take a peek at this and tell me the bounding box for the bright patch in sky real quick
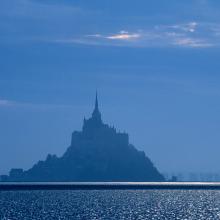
[105,31,141,40]
[56,22,220,48]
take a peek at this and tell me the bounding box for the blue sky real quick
[1,0,220,174]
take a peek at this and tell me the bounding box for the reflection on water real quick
[0,190,220,219]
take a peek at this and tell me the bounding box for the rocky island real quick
[2,93,164,182]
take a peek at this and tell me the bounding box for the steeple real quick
[82,91,103,132]
[92,91,102,122]
[95,90,99,112]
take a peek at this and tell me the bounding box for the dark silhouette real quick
[2,93,164,182]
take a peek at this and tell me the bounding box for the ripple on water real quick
[0,190,220,219]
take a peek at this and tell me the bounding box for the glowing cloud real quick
[105,31,141,40]
[56,21,220,48]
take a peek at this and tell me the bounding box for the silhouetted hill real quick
[3,93,164,182]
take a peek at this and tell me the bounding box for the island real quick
[1,93,164,182]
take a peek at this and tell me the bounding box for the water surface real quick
[0,190,220,219]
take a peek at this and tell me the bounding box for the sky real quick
[1,0,220,175]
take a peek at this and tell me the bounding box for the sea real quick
[0,189,220,219]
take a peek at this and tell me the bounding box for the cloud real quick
[0,99,15,107]
[105,31,141,40]
[168,22,198,33]
[1,4,219,50]
[0,0,88,44]
[56,31,143,47]
[173,37,213,48]
[0,99,81,109]
[86,31,141,41]
[2,0,220,49]
[56,21,218,48]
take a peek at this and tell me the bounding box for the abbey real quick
[67,93,129,159]
[2,93,164,182]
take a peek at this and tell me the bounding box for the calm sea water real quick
[0,190,220,219]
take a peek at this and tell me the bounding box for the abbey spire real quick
[92,91,102,122]
[95,91,99,112]
[82,91,103,132]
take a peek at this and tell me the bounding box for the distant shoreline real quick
[1,182,220,191]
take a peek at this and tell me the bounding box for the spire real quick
[92,90,102,123]
[95,90,99,111]
[82,91,103,133]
